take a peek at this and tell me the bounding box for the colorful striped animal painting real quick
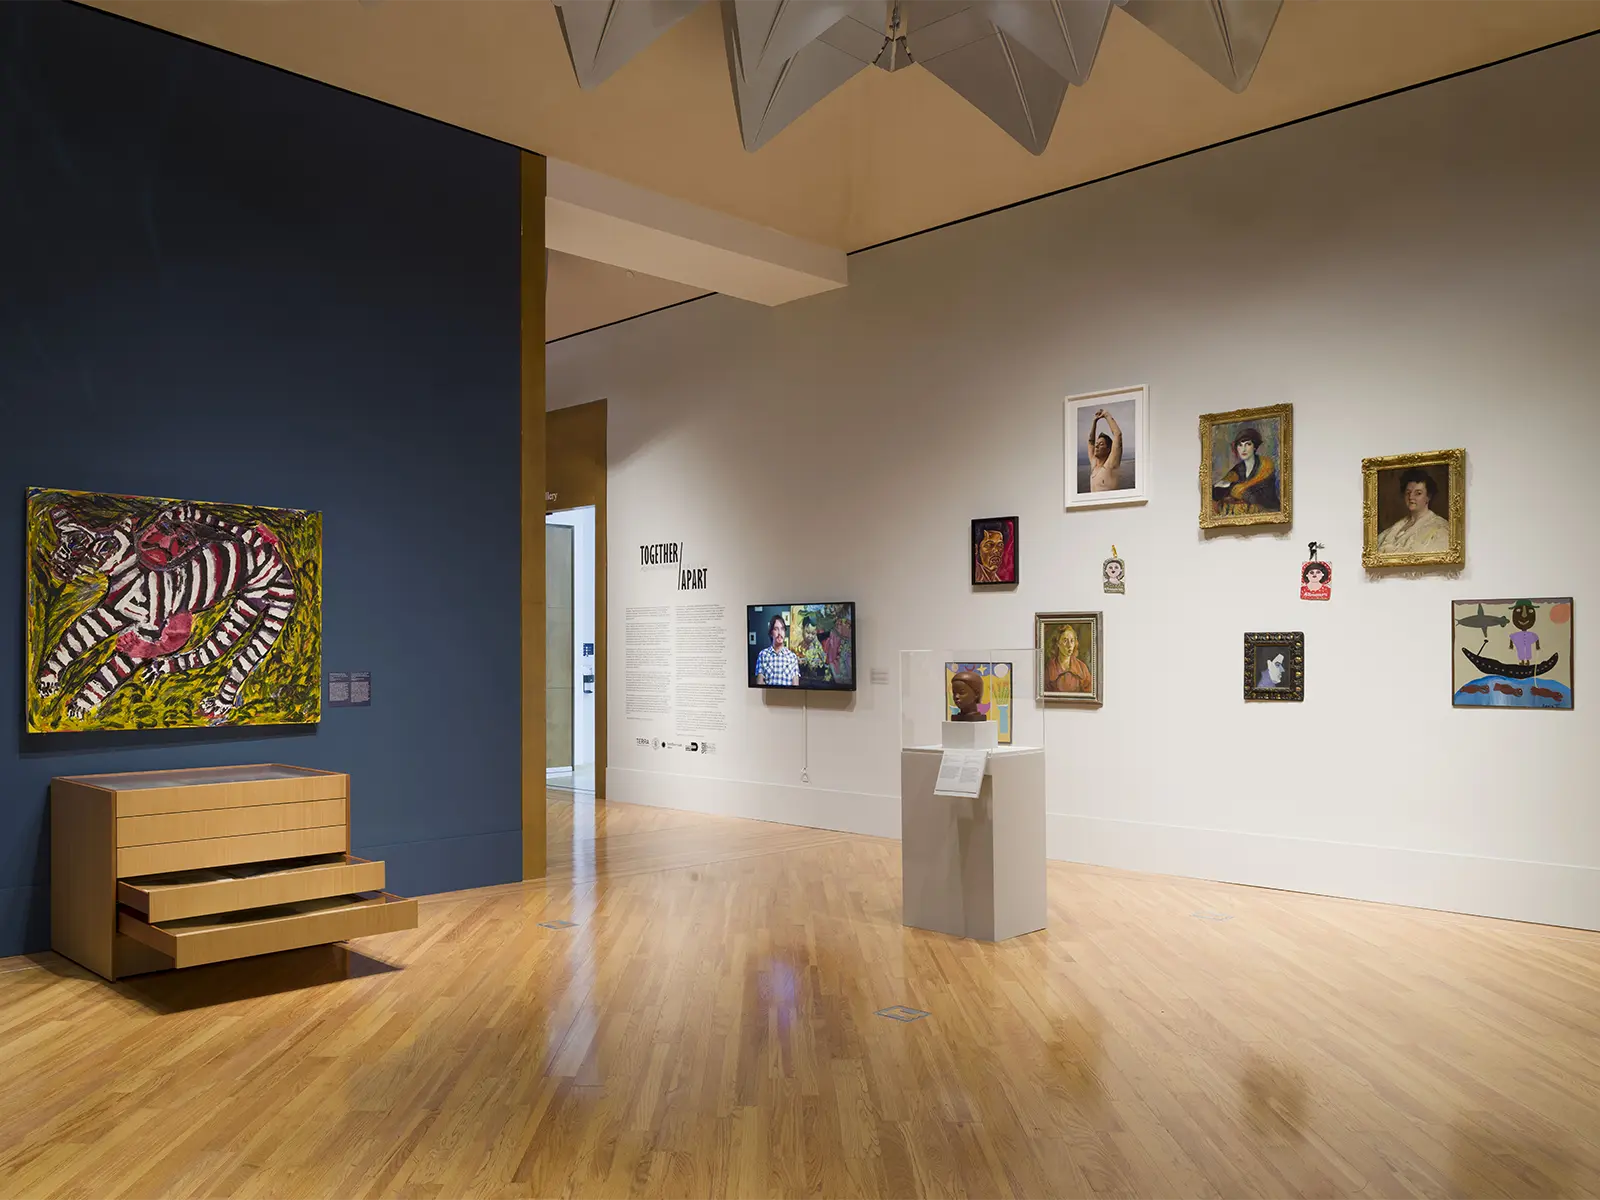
[26,488,321,732]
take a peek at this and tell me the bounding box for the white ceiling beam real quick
[545,159,848,307]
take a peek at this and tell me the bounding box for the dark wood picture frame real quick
[1243,632,1305,701]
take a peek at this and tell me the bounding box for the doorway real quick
[546,505,596,794]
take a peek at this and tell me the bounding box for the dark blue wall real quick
[0,2,523,956]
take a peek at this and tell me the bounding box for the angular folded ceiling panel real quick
[552,0,1280,157]
[553,0,703,90]
[723,1,883,151]
[1120,0,1284,92]
[729,0,883,77]
[979,0,1114,87]
[905,3,1085,155]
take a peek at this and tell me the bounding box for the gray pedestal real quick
[900,747,1046,942]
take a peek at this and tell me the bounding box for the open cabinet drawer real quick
[118,854,386,923]
[118,892,417,969]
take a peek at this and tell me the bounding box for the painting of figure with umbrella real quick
[1452,598,1572,709]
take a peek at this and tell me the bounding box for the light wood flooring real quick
[2,795,1600,1199]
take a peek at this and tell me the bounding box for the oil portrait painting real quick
[1363,449,1465,568]
[1199,404,1292,529]
[971,517,1018,586]
[1244,632,1304,701]
[1034,612,1102,705]
[26,487,323,732]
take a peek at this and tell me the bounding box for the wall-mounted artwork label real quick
[26,487,322,732]
[350,671,371,706]
[945,662,1012,744]
[1065,385,1148,509]
[1453,598,1572,709]
[329,672,351,707]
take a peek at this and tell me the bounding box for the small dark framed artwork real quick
[971,516,1018,586]
[1244,632,1304,701]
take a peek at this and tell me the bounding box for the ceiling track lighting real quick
[554,0,1282,156]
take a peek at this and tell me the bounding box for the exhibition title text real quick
[639,541,707,590]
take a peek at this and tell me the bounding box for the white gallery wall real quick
[549,36,1600,930]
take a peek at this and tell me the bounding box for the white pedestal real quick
[941,720,998,749]
[900,746,1046,942]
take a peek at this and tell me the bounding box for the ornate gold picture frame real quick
[1361,449,1465,568]
[1198,404,1293,529]
[1244,632,1304,701]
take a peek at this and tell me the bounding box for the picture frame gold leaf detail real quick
[1198,404,1293,529]
[1361,449,1465,568]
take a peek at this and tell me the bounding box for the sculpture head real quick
[950,670,984,715]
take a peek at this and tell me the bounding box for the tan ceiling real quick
[546,250,705,341]
[89,0,1600,337]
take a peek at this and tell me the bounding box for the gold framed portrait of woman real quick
[1198,404,1293,529]
[1034,611,1102,706]
[1362,449,1465,568]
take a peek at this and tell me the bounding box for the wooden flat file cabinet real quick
[52,764,417,980]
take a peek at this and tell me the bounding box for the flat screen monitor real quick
[747,603,856,691]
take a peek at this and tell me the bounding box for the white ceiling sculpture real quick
[552,0,1283,155]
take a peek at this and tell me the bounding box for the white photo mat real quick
[1064,385,1149,509]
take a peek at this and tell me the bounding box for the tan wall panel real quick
[546,398,607,799]
[521,152,548,878]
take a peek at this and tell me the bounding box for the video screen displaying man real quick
[747,603,855,690]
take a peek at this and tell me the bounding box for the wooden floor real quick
[3,796,1600,1199]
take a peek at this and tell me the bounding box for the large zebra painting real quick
[26,488,322,732]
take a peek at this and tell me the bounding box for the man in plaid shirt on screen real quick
[755,612,800,686]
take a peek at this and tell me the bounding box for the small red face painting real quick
[971,517,1018,587]
[1300,560,1332,601]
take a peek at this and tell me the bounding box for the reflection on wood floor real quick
[3,793,1600,1198]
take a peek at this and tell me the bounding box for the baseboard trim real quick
[1047,813,1600,931]
[606,768,899,839]
[603,770,1599,931]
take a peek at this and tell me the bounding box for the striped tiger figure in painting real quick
[27,490,322,731]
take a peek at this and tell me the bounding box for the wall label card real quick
[934,748,988,798]
[350,671,371,707]
[328,672,350,707]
